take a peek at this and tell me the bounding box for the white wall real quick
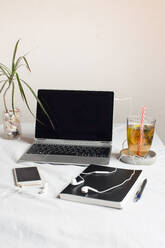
[0,0,165,143]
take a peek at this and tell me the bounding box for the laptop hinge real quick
[35,139,111,147]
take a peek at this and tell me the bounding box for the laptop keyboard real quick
[27,144,110,157]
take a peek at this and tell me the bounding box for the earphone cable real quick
[81,168,117,175]
[85,170,136,194]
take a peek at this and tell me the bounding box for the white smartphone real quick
[13,166,42,187]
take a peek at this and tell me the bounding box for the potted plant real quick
[0,39,53,139]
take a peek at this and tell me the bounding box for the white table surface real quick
[0,123,165,248]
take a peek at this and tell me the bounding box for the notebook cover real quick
[59,164,142,208]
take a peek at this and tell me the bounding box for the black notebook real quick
[59,164,143,209]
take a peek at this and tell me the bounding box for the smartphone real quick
[13,166,42,187]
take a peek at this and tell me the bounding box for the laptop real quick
[18,89,114,166]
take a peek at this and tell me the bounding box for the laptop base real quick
[18,154,110,166]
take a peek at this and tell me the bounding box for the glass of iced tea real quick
[127,116,156,157]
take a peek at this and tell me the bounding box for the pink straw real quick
[137,106,146,156]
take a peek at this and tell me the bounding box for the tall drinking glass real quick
[127,116,156,157]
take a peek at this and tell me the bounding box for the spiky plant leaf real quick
[15,55,31,72]
[0,63,11,75]
[12,39,20,73]
[0,80,7,93]
[0,79,6,84]
[17,74,46,126]
[0,65,10,79]
[16,73,35,118]
[16,73,24,99]
[11,81,15,114]
[23,56,31,71]
[15,56,23,70]
[21,79,55,129]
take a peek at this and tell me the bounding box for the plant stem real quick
[3,80,12,113]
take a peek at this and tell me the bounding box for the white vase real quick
[3,108,22,139]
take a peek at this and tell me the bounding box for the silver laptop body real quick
[18,89,114,166]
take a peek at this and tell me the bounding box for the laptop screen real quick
[35,90,114,141]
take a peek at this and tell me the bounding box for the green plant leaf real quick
[0,64,10,79]
[15,56,23,70]
[16,73,35,118]
[15,55,31,73]
[0,79,6,84]
[16,73,24,99]
[11,81,15,114]
[17,74,45,126]
[0,80,7,93]
[21,79,55,129]
[12,39,20,74]
[15,64,24,70]
[3,80,12,113]
[23,56,31,71]
[0,63,11,75]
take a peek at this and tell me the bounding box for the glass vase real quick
[3,108,22,139]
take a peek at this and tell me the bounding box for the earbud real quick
[81,186,99,194]
[71,177,84,186]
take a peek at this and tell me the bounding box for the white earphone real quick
[71,169,117,186]
[81,170,135,194]
[81,186,99,193]
[71,176,84,186]
[81,169,117,175]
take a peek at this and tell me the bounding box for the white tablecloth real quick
[0,123,165,248]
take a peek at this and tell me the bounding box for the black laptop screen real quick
[35,90,114,141]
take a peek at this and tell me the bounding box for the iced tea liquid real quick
[127,124,154,156]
